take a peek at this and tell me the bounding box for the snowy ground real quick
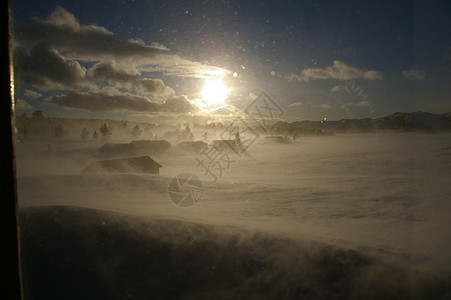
[16,133,451,298]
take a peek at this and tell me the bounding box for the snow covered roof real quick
[81,156,162,174]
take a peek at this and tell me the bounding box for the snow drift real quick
[19,206,451,300]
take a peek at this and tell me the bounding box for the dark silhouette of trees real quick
[234,127,242,147]
[131,125,143,138]
[100,123,112,143]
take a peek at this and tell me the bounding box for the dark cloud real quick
[45,90,195,113]
[14,44,90,90]
[135,78,175,96]
[88,61,175,96]
[89,61,139,83]
[160,95,197,113]
[14,5,225,80]
[15,6,168,61]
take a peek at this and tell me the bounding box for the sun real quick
[201,78,230,107]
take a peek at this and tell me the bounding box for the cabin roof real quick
[82,156,162,173]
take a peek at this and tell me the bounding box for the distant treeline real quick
[14,111,164,141]
[14,111,451,142]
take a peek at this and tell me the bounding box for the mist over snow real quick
[15,130,451,298]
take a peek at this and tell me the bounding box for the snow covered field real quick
[16,133,451,298]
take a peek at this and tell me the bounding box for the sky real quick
[10,0,451,122]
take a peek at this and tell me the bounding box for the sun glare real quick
[201,78,230,107]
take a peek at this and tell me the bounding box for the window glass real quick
[11,0,451,298]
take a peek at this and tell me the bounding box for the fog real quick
[16,132,451,298]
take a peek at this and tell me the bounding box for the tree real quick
[99,123,112,143]
[181,123,192,141]
[32,110,44,120]
[183,123,191,134]
[234,127,241,147]
[131,125,143,138]
[81,127,90,142]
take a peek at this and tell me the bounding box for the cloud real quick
[288,101,304,107]
[356,100,371,107]
[15,6,227,78]
[24,89,43,99]
[363,70,384,80]
[135,78,175,96]
[341,100,372,108]
[142,56,229,78]
[148,42,170,51]
[15,99,33,110]
[291,60,384,82]
[14,44,92,90]
[303,68,331,80]
[13,6,230,115]
[159,95,197,113]
[331,85,350,92]
[45,89,195,113]
[128,38,169,50]
[88,61,175,96]
[286,73,304,82]
[207,104,245,117]
[320,103,332,109]
[15,6,168,61]
[402,68,426,80]
[88,61,139,83]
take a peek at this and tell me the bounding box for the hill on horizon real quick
[276,111,451,133]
